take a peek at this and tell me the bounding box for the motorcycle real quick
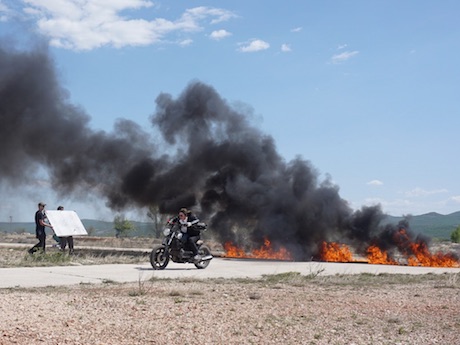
[150,219,213,270]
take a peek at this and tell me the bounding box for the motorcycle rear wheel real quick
[194,245,212,269]
[150,245,169,270]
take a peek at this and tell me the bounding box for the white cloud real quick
[17,1,236,50]
[365,197,411,207]
[179,38,193,46]
[0,1,13,21]
[337,44,347,50]
[450,196,460,203]
[237,39,269,53]
[331,50,359,64]
[404,187,448,198]
[209,29,231,40]
[184,6,236,25]
[281,43,291,52]
[359,197,415,215]
[366,179,383,186]
[353,197,413,212]
[291,27,302,32]
[361,197,383,206]
[353,193,460,216]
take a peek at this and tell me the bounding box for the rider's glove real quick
[186,222,192,227]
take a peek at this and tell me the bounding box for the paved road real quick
[1,258,459,289]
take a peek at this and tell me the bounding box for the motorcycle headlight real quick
[176,232,183,240]
[163,228,171,236]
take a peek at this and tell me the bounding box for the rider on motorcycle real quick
[173,208,202,262]
[150,208,212,270]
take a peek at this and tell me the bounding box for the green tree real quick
[451,225,460,243]
[86,226,96,236]
[114,215,135,238]
[147,205,168,238]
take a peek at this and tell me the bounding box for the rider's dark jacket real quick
[170,213,200,236]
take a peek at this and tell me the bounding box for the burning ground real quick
[1,43,458,267]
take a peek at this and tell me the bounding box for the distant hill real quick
[0,219,158,238]
[80,219,157,237]
[1,211,459,240]
[383,211,460,240]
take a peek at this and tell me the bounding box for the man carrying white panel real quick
[45,208,88,254]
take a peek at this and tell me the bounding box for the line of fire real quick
[223,228,459,268]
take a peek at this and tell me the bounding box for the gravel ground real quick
[1,273,459,345]
[1,234,459,344]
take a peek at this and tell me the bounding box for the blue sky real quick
[1,0,459,222]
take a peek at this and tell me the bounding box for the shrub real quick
[451,226,460,243]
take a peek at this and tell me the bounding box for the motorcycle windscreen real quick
[45,210,88,236]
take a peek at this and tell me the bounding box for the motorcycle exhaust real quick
[201,255,213,261]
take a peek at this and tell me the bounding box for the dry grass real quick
[0,233,153,268]
[0,232,225,268]
[0,273,459,345]
[0,246,150,267]
[0,232,158,248]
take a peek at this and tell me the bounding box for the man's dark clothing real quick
[183,232,200,256]
[29,211,46,253]
[60,236,74,254]
[184,220,200,256]
[185,221,201,256]
[171,213,201,256]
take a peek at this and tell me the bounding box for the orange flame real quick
[224,238,293,261]
[394,229,459,267]
[366,245,397,265]
[406,241,459,267]
[319,242,354,262]
[318,239,459,267]
[223,232,459,267]
[223,242,247,258]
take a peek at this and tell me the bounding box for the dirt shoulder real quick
[1,273,459,345]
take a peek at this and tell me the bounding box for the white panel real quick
[45,210,88,236]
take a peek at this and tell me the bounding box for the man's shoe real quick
[193,254,202,262]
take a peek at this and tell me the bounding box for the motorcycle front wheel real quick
[150,245,169,270]
[194,245,212,269]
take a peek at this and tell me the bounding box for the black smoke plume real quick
[0,44,441,261]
